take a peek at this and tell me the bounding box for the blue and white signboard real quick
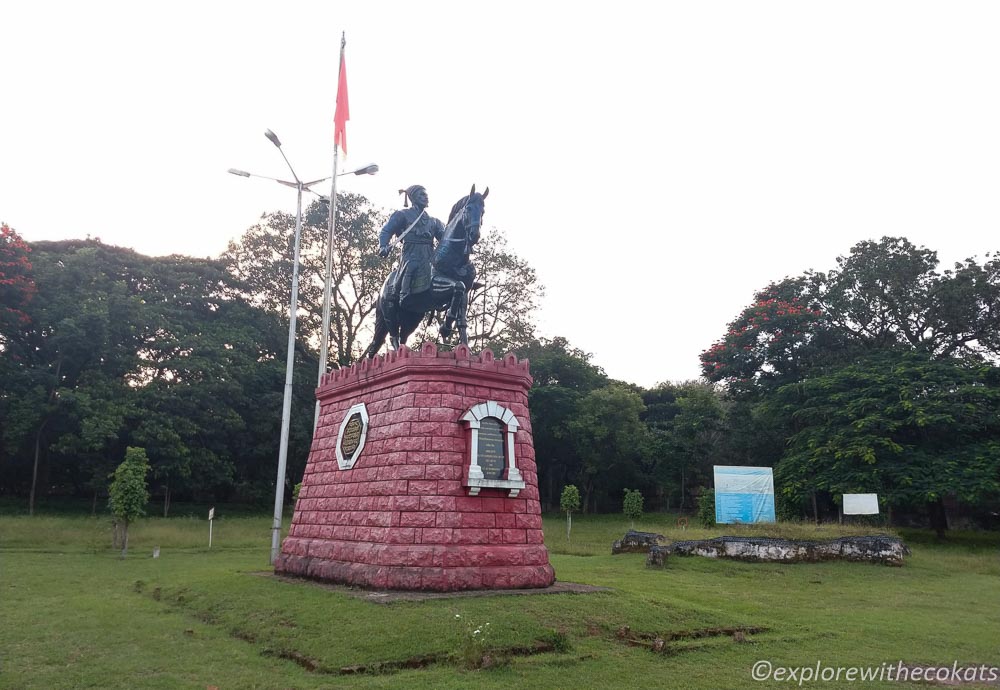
[714,466,776,524]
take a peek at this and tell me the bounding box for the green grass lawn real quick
[1,510,998,689]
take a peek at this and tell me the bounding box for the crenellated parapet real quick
[318,343,532,398]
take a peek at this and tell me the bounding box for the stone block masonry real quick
[275,342,556,591]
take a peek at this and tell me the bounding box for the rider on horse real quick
[377,185,445,310]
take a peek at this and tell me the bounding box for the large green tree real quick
[773,350,1000,534]
[222,194,390,365]
[0,239,315,510]
[569,385,651,513]
[519,337,608,509]
[701,237,1000,390]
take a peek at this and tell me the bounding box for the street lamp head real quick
[227,168,251,177]
[355,164,379,176]
[264,129,282,148]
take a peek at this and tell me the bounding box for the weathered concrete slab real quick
[612,530,666,554]
[657,535,910,567]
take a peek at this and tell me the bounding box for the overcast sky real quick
[3,1,999,387]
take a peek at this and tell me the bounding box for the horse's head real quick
[447,184,489,245]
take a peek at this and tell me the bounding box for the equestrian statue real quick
[363,184,488,359]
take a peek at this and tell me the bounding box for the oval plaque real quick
[340,413,363,457]
[336,403,369,470]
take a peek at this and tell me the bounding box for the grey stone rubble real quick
[612,530,666,554]
[646,535,910,567]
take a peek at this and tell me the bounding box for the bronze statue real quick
[365,184,488,357]
[377,185,445,310]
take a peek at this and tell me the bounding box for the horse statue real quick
[363,185,488,359]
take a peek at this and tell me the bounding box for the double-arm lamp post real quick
[228,129,376,565]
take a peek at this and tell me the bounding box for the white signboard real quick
[208,507,215,521]
[843,493,879,515]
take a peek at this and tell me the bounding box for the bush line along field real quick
[1,511,998,689]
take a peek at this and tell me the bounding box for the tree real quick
[700,277,830,393]
[5,241,145,514]
[0,222,35,354]
[0,238,316,511]
[222,194,391,365]
[569,386,650,513]
[464,228,544,353]
[622,488,643,529]
[642,382,728,511]
[559,484,581,541]
[773,350,1000,535]
[108,447,150,558]
[808,237,1000,359]
[701,237,1000,392]
[520,337,609,509]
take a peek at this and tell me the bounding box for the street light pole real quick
[230,129,325,565]
[269,178,303,565]
[229,132,377,564]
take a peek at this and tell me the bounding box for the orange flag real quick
[334,38,349,156]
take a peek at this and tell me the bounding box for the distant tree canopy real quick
[698,237,1000,530]
[0,239,315,512]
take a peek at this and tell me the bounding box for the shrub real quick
[696,487,716,527]
[108,447,150,558]
[623,489,643,529]
[559,485,581,541]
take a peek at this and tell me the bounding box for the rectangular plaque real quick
[477,417,506,480]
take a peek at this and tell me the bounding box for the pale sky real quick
[2,1,999,388]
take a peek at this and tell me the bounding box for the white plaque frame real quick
[336,402,369,470]
[460,401,525,497]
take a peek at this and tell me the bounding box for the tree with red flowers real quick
[0,222,36,351]
[699,277,833,393]
[701,237,1000,394]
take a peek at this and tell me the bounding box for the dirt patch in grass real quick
[615,625,770,654]
[261,647,325,673]
[254,572,609,603]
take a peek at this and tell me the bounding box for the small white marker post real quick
[208,507,215,549]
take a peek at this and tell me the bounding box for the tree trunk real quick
[811,492,819,525]
[680,467,687,511]
[92,489,98,517]
[928,497,948,538]
[112,520,120,550]
[566,512,572,541]
[120,520,129,559]
[31,360,61,517]
[29,429,42,516]
[163,483,170,518]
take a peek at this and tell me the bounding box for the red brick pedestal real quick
[275,342,556,591]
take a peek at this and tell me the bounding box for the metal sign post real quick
[208,507,215,549]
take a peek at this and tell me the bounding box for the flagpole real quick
[315,32,346,431]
